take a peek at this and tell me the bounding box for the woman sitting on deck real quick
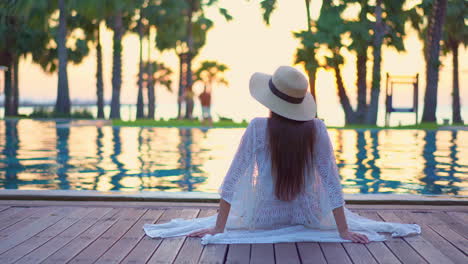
[144,66,421,244]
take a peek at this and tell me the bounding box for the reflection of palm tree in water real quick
[176,129,206,191]
[354,130,370,193]
[92,127,106,190]
[109,127,127,190]
[354,130,399,194]
[447,131,462,189]
[3,120,20,189]
[55,123,71,189]
[421,130,460,194]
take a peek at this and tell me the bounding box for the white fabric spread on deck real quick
[144,118,421,244]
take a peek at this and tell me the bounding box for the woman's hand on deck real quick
[340,231,370,244]
[188,227,223,237]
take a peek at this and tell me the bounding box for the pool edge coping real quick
[0,190,466,205]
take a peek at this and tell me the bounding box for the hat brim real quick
[249,72,317,121]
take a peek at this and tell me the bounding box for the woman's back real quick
[219,117,345,229]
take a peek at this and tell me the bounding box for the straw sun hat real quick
[249,66,317,121]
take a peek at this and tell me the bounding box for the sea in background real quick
[2,103,468,127]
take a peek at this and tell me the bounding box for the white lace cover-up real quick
[144,118,421,244]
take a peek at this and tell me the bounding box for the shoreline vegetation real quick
[2,116,466,130]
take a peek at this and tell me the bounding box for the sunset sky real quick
[13,0,468,125]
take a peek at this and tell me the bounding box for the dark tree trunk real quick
[334,64,357,125]
[4,58,13,117]
[96,27,105,119]
[12,55,19,116]
[147,31,155,119]
[421,0,448,123]
[305,0,312,32]
[356,47,367,123]
[136,18,144,119]
[184,1,195,119]
[451,42,462,124]
[366,0,384,125]
[306,68,317,117]
[110,11,123,119]
[177,54,184,119]
[55,0,71,116]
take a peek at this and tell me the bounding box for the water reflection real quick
[0,120,466,195]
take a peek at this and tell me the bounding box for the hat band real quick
[269,79,304,104]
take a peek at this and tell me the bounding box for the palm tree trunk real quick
[421,0,448,123]
[147,29,155,119]
[13,55,19,116]
[96,26,105,119]
[55,0,71,116]
[3,56,13,117]
[451,42,462,124]
[184,0,195,119]
[305,0,311,32]
[110,10,123,119]
[136,18,144,119]
[366,0,383,125]
[356,47,367,123]
[177,54,183,119]
[306,68,317,117]
[334,64,357,125]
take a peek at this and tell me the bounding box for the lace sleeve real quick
[219,119,255,203]
[314,119,345,209]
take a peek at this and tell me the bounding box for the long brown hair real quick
[267,111,315,201]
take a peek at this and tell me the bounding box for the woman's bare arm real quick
[188,199,231,237]
[333,206,369,243]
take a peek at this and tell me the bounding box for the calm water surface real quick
[0,120,467,195]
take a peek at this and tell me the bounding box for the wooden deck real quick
[0,200,466,264]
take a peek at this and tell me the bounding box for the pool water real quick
[0,120,467,195]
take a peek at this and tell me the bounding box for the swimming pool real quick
[0,119,466,195]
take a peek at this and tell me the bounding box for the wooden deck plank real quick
[173,209,216,264]
[250,244,275,264]
[297,242,326,264]
[121,209,194,264]
[146,209,200,264]
[378,211,454,264]
[0,206,74,254]
[0,207,95,264]
[16,207,115,264]
[342,243,378,264]
[356,212,404,264]
[394,211,467,264]
[94,209,163,264]
[67,208,147,264]
[275,243,300,264]
[199,244,228,264]
[434,211,468,239]
[40,208,121,264]
[0,207,43,232]
[0,206,10,213]
[320,243,353,264]
[364,211,427,264]
[225,244,251,264]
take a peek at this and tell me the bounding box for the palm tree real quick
[73,0,110,119]
[421,0,448,123]
[55,0,71,115]
[442,0,467,124]
[135,14,146,119]
[175,0,232,119]
[102,0,135,119]
[259,0,320,110]
[194,60,229,93]
[0,0,47,116]
[142,62,173,119]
